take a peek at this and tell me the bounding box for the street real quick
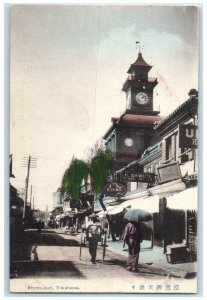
[10,229,197,293]
[11,228,167,278]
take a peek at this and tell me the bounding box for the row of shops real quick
[50,90,198,263]
[95,179,197,255]
[51,49,198,263]
[50,91,198,264]
[93,89,198,260]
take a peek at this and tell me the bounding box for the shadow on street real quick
[99,259,126,267]
[10,230,80,263]
[23,230,80,247]
[10,260,85,278]
[10,229,84,279]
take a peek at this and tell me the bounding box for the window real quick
[155,163,159,174]
[166,137,172,161]
[151,164,156,173]
[180,148,189,163]
[174,134,177,161]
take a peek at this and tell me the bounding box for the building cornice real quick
[154,97,198,136]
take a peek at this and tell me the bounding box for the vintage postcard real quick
[9,4,199,294]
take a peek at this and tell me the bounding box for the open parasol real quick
[124,208,153,223]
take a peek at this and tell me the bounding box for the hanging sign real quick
[157,161,182,184]
[103,182,127,197]
[119,172,156,183]
[179,124,198,149]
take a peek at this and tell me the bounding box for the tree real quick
[89,148,113,211]
[61,157,89,204]
[60,141,114,212]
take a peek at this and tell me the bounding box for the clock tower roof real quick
[127,52,152,73]
[103,112,163,139]
[118,113,162,126]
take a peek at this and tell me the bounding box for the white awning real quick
[107,201,132,215]
[166,186,198,211]
[96,202,130,217]
[129,195,160,213]
[97,195,160,216]
[96,187,198,217]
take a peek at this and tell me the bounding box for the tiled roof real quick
[103,113,163,139]
[132,52,152,67]
[127,52,152,73]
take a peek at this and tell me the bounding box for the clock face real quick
[135,92,149,105]
[124,137,134,147]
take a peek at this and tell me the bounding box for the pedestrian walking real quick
[109,217,117,241]
[123,221,143,272]
[86,214,103,264]
[37,220,42,233]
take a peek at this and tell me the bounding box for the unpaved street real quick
[10,229,194,293]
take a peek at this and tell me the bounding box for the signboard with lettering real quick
[119,172,156,184]
[103,182,127,197]
[157,162,182,184]
[179,124,198,149]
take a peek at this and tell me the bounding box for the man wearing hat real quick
[86,214,103,264]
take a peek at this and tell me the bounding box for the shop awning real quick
[107,201,132,215]
[129,195,160,213]
[97,195,160,217]
[166,186,198,211]
[96,203,126,217]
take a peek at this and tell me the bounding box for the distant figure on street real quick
[109,218,117,241]
[41,220,45,229]
[86,214,103,264]
[123,221,143,272]
[37,220,42,233]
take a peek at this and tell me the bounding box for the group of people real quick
[86,214,143,272]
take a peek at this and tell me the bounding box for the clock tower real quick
[103,50,162,170]
[123,51,159,116]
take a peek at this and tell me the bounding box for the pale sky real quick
[10,5,199,211]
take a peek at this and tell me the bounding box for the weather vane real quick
[136,41,144,53]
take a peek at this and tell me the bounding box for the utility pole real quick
[21,156,37,220]
[30,185,32,208]
[23,156,31,219]
[45,204,48,224]
[33,196,35,212]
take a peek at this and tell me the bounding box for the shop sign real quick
[179,124,198,149]
[103,182,127,197]
[157,161,182,184]
[119,172,156,183]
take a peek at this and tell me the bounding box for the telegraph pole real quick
[30,185,32,208]
[21,155,37,220]
[23,156,31,219]
[33,196,35,212]
[45,204,48,224]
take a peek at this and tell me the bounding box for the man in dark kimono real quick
[123,221,143,272]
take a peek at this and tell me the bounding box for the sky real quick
[9,4,199,211]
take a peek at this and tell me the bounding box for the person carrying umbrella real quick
[123,221,143,272]
[123,209,152,272]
